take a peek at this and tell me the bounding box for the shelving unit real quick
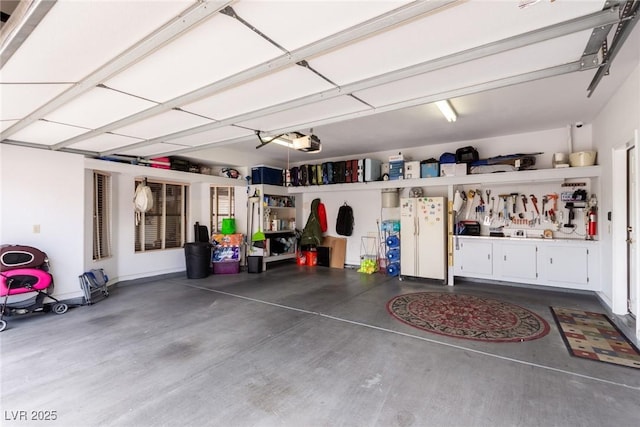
[286,166,601,193]
[249,184,298,271]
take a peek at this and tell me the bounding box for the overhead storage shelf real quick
[286,165,601,193]
[85,158,245,186]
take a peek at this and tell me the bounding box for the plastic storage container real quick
[184,242,211,279]
[213,260,240,274]
[247,256,263,273]
[251,166,284,185]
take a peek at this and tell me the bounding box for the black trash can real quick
[247,256,263,273]
[184,242,211,279]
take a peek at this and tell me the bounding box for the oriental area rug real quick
[386,292,550,342]
[550,307,640,369]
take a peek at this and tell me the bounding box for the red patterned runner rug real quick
[387,292,550,342]
[550,307,640,369]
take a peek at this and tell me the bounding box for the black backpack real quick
[336,203,354,236]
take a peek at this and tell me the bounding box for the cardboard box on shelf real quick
[440,163,468,177]
[404,161,420,179]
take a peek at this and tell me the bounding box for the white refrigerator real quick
[400,197,447,280]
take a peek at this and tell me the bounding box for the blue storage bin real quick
[251,166,284,186]
[421,161,440,178]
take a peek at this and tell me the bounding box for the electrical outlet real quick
[33,224,40,234]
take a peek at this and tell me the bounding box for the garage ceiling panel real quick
[0,0,194,83]
[182,65,334,120]
[118,142,189,157]
[9,120,88,145]
[0,120,18,133]
[309,0,603,85]
[231,0,412,51]
[169,126,254,147]
[237,96,370,132]
[65,133,144,153]
[354,30,592,108]
[105,14,284,103]
[112,110,213,140]
[44,87,157,129]
[0,83,71,120]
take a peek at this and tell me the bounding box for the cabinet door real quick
[543,246,589,285]
[456,240,493,276]
[501,243,537,280]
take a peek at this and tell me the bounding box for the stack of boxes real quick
[211,232,242,274]
[420,158,440,178]
[389,154,405,180]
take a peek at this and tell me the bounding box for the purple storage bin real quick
[213,260,240,274]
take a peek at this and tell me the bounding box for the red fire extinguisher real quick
[588,207,597,238]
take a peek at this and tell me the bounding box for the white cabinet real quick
[454,239,493,276]
[500,243,537,281]
[453,237,598,291]
[540,244,590,288]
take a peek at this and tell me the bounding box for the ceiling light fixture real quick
[435,100,457,122]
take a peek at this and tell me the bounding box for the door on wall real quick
[628,145,637,317]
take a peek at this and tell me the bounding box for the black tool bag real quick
[333,161,346,183]
[322,162,334,184]
[300,165,310,186]
[288,167,298,186]
[309,165,318,185]
[455,146,479,163]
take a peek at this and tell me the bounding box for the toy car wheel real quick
[0,320,7,332]
[52,303,68,315]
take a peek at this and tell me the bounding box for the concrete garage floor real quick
[1,265,639,427]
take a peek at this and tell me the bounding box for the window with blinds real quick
[135,180,188,252]
[93,171,112,260]
[210,186,235,233]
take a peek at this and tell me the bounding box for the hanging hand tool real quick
[542,195,548,222]
[466,189,475,219]
[530,194,540,223]
[547,193,559,223]
[510,193,518,219]
[547,193,558,211]
[476,189,485,219]
[459,190,467,218]
[487,196,496,219]
[499,194,510,223]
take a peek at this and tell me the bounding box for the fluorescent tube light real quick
[435,100,457,122]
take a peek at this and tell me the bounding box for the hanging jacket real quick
[300,198,323,247]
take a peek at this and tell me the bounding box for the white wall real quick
[85,159,247,282]
[592,63,640,309]
[0,148,247,301]
[1,145,85,299]
[297,125,593,267]
[294,126,593,170]
[0,118,617,293]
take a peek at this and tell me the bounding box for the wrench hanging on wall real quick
[530,194,540,224]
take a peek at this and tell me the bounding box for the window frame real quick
[135,179,189,252]
[93,171,112,260]
[210,185,235,233]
